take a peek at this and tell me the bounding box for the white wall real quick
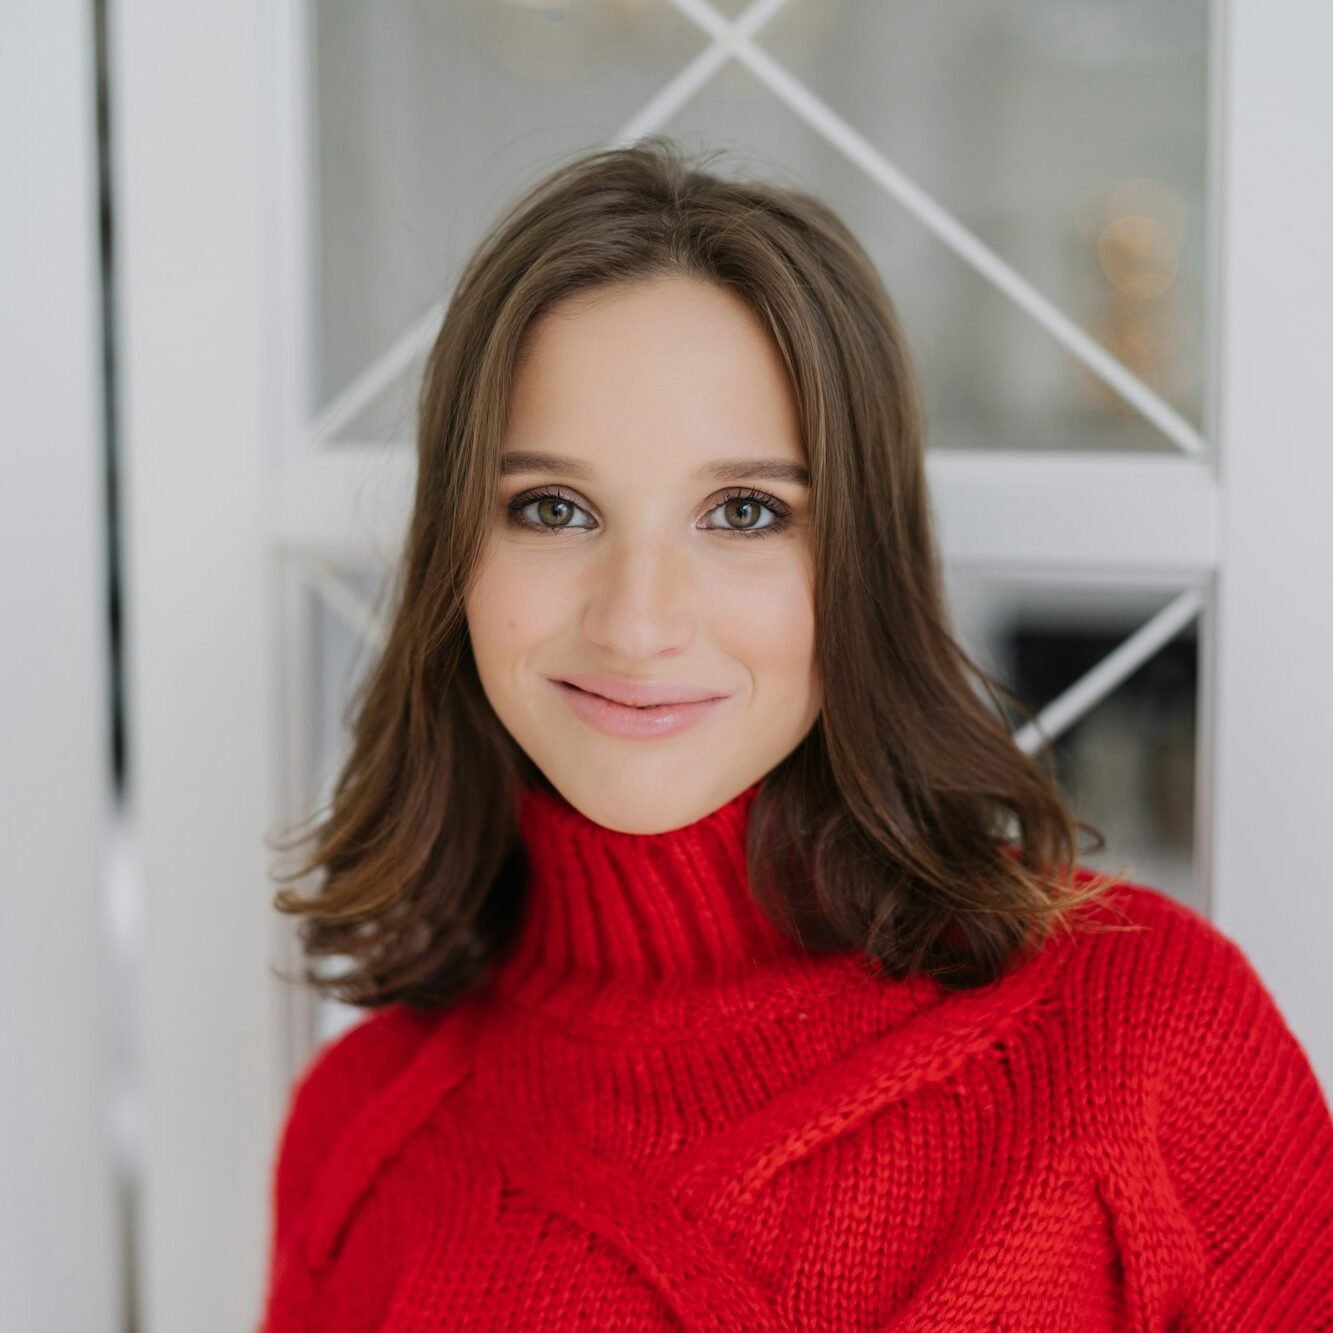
[1211,0,1333,1093]
[0,2,122,1329]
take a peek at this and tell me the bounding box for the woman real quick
[260,139,1333,1330]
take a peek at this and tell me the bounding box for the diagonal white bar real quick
[610,8,759,147]
[306,309,438,448]
[1009,586,1205,755]
[301,557,389,650]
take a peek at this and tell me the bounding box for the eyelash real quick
[504,485,793,540]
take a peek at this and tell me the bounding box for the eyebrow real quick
[499,450,810,487]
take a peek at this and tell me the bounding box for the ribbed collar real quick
[485,777,878,1037]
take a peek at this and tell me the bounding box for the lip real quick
[549,677,730,739]
[554,672,728,708]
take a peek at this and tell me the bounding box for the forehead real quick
[504,275,805,471]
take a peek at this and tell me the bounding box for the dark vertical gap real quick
[91,0,139,1329]
[94,0,125,794]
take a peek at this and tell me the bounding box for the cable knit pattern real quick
[259,780,1333,1330]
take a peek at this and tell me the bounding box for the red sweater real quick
[260,779,1333,1330]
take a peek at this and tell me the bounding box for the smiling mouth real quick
[549,677,728,739]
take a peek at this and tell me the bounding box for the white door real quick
[113,2,1333,1330]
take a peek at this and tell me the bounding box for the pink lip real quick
[554,672,727,708]
[549,678,730,739]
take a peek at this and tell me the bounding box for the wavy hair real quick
[271,138,1135,1009]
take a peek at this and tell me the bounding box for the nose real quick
[579,528,696,664]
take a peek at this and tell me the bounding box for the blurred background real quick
[3,1,1329,1330]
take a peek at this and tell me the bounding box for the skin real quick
[464,274,820,834]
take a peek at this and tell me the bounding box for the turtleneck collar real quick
[484,777,878,1036]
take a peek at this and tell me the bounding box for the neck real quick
[485,778,868,1035]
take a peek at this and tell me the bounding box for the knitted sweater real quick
[259,779,1333,1331]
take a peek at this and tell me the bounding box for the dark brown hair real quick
[271,137,1136,1010]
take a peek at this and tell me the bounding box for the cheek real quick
[465,548,556,667]
[714,563,817,680]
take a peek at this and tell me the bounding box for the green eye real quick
[503,485,792,540]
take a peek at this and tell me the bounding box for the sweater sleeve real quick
[258,1005,434,1326]
[1149,901,1333,1329]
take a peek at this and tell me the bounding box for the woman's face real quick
[465,274,820,833]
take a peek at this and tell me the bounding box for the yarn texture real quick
[260,780,1333,1330]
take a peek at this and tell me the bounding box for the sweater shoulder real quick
[1053,873,1310,1072]
[266,1003,449,1263]
[279,1004,440,1158]
[1062,873,1257,979]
